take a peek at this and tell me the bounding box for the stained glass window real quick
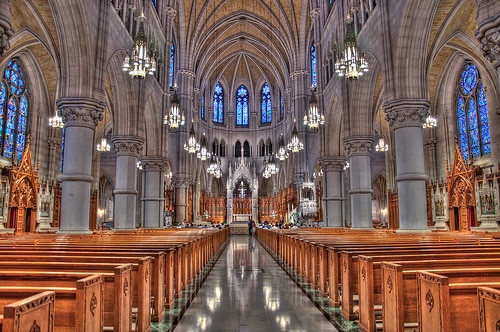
[456,63,491,160]
[213,82,224,124]
[311,44,317,88]
[60,128,65,172]
[151,0,158,10]
[261,83,272,124]
[236,85,249,126]
[169,43,175,88]
[201,95,205,120]
[0,59,29,162]
[279,92,284,121]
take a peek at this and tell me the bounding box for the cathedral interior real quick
[1,1,500,332]
[0,0,498,234]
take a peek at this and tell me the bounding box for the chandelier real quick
[184,121,199,154]
[164,84,185,129]
[207,154,222,178]
[263,154,279,178]
[122,11,157,78]
[303,87,324,130]
[375,137,388,152]
[287,119,304,153]
[197,133,211,161]
[276,133,289,161]
[423,115,437,128]
[48,110,64,128]
[335,1,368,79]
[97,137,111,152]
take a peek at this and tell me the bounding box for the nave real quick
[168,235,338,332]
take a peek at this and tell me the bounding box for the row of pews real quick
[257,227,500,332]
[0,227,230,332]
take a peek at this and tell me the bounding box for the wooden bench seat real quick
[0,274,103,332]
[356,254,500,331]
[378,263,500,332]
[417,271,500,332]
[0,260,149,332]
[1,291,55,332]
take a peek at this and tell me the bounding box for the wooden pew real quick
[0,260,149,332]
[416,270,500,332]
[477,286,500,332]
[1,291,55,332]
[0,274,103,332]
[358,255,500,332]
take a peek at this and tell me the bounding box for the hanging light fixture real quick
[303,86,324,130]
[122,9,157,78]
[207,153,222,178]
[164,83,185,129]
[375,137,388,152]
[184,121,199,154]
[97,111,111,152]
[276,132,289,161]
[423,115,437,128]
[335,0,368,79]
[287,119,304,153]
[48,110,64,128]
[196,133,211,161]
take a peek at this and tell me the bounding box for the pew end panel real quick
[76,274,104,332]
[478,286,500,332]
[416,271,450,332]
[2,291,55,332]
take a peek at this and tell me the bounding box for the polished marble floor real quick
[169,235,339,332]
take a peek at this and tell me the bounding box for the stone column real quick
[47,137,61,181]
[173,176,190,224]
[343,136,374,229]
[140,156,166,228]
[112,135,144,230]
[475,0,500,88]
[320,156,347,228]
[385,99,430,232]
[57,98,104,233]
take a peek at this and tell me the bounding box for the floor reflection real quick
[172,235,337,332]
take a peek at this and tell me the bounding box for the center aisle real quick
[172,234,338,332]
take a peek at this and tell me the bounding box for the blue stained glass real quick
[460,64,477,96]
[478,82,491,154]
[201,95,205,120]
[261,83,272,124]
[151,0,157,9]
[236,85,249,126]
[5,60,26,96]
[16,95,27,161]
[311,44,317,88]
[213,82,224,124]
[60,128,65,172]
[0,82,5,144]
[280,94,284,121]
[457,95,469,160]
[169,44,175,88]
[467,98,480,158]
[3,98,16,159]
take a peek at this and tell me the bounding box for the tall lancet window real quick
[169,43,175,88]
[261,83,272,124]
[213,82,224,124]
[456,63,491,160]
[0,59,29,162]
[311,43,317,88]
[236,85,249,126]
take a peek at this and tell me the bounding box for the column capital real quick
[140,156,166,172]
[318,156,348,172]
[111,135,144,157]
[343,136,375,156]
[172,176,191,188]
[425,137,437,148]
[290,70,309,79]
[475,1,500,66]
[47,137,61,148]
[0,0,13,57]
[384,98,430,129]
[56,98,105,129]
